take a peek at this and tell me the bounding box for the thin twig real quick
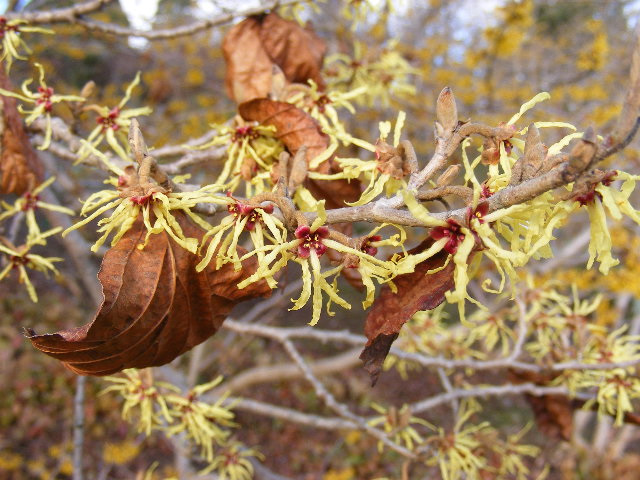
[72,0,304,40]
[72,375,86,480]
[10,0,113,23]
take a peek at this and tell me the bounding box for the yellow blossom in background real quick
[78,72,152,162]
[0,63,84,149]
[103,440,141,465]
[0,18,52,71]
[0,451,23,470]
[0,227,63,302]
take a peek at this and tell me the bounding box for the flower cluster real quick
[0,63,84,149]
[0,176,74,242]
[0,227,63,302]
[236,202,399,324]
[324,40,417,106]
[103,370,260,477]
[193,120,283,196]
[78,72,152,162]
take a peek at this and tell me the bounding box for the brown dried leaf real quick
[239,98,330,171]
[360,240,455,385]
[240,98,362,208]
[27,212,271,375]
[0,66,43,195]
[223,17,274,103]
[508,370,573,441]
[223,13,326,104]
[258,13,326,90]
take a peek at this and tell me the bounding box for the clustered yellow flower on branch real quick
[102,370,260,479]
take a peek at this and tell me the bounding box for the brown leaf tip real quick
[359,333,399,387]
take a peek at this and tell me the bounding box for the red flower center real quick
[0,17,19,38]
[36,86,54,112]
[430,219,465,255]
[97,107,121,132]
[315,95,331,113]
[361,235,381,256]
[231,125,259,143]
[295,225,329,258]
[226,193,273,231]
[21,192,39,211]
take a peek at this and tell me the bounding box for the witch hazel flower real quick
[0,63,84,149]
[238,201,395,324]
[0,227,63,302]
[196,194,285,277]
[78,72,151,162]
[191,120,283,196]
[0,17,52,71]
[0,176,74,242]
[294,224,329,258]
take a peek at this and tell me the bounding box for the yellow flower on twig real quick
[0,63,84,149]
[0,17,52,71]
[78,72,151,162]
[0,176,74,242]
[0,227,63,302]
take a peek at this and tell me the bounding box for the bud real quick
[436,165,460,186]
[436,86,458,137]
[288,146,308,191]
[80,80,95,100]
[480,137,500,165]
[270,64,287,100]
[522,124,547,180]
[566,126,597,178]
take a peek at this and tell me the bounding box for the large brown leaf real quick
[239,98,331,172]
[223,13,326,103]
[258,13,326,89]
[222,17,274,103]
[360,240,456,385]
[0,66,43,195]
[27,213,271,375]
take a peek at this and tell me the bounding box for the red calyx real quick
[315,95,331,113]
[576,171,618,206]
[231,125,259,143]
[361,235,382,256]
[130,193,154,205]
[36,86,54,112]
[466,201,489,226]
[21,192,39,211]
[97,107,121,132]
[295,225,329,258]
[431,219,465,255]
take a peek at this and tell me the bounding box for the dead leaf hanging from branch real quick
[360,240,456,385]
[0,66,43,195]
[27,212,271,376]
[223,12,326,103]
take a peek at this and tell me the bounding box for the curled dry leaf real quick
[258,13,326,89]
[223,12,326,103]
[223,16,273,103]
[0,66,43,195]
[27,212,271,376]
[360,239,456,385]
